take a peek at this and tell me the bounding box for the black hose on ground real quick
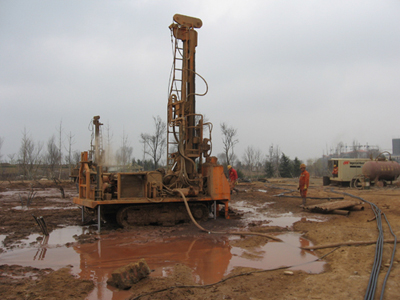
[330,189,397,300]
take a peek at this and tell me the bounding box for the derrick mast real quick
[167,14,211,187]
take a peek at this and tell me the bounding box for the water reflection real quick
[33,235,49,260]
[229,233,323,274]
[74,233,232,285]
[0,227,325,300]
[232,200,326,227]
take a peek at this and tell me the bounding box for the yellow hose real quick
[173,189,282,242]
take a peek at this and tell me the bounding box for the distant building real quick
[392,139,400,163]
[392,139,400,156]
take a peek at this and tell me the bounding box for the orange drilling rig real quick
[73,14,231,229]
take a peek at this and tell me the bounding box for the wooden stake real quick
[301,239,396,250]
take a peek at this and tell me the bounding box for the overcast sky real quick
[1,0,400,164]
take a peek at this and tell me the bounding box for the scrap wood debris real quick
[303,200,363,214]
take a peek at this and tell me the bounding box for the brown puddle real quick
[232,200,326,227]
[1,228,324,300]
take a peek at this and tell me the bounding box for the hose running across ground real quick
[330,189,397,300]
[173,189,282,242]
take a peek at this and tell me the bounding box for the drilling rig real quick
[73,14,231,229]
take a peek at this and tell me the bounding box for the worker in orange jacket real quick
[298,163,310,207]
[332,165,338,177]
[227,165,239,193]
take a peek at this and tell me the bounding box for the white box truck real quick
[323,158,370,186]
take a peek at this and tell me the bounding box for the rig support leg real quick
[213,201,217,220]
[97,205,101,233]
[225,202,230,219]
[81,206,84,222]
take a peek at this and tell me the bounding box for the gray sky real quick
[1,0,400,164]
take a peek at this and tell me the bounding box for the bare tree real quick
[64,131,75,176]
[243,146,255,171]
[0,136,3,162]
[45,135,60,179]
[104,120,114,166]
[57,121,63,180]
[18,128,32,177]
[242,146,263,172]
[7,153,16,164]
[267,144,281,177]
[306,157,325,177]
[306,158,315,175]
[73,150,81,166]
[116,129,133,168]
[140,116,166,169]
[18,128,43,179]
[220,122,238,166]
[253,148,263,172]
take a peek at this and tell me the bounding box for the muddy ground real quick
[0,178,399,300]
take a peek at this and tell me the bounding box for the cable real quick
[329,189,397,300]
[379,212,397,299]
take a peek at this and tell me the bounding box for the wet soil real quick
[0,178,399,299]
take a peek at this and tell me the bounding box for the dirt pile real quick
[107,259,151,289]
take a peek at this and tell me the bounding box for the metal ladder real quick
[167,36,185,170]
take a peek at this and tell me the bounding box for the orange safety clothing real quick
[299,169,310,197]
[229,168,238,182]
[229,168,238,190]
[332,167,338,176]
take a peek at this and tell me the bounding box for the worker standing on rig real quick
[298,163,310,207]
[227,165,239,193]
